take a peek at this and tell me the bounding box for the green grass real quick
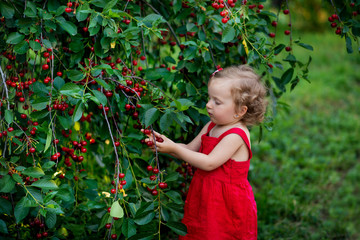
[250,30,360,239]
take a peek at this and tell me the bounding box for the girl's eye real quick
[215,101,221,105]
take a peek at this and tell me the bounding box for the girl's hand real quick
[141,129,176,154]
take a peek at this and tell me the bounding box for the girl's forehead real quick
[208,78,234,89]
[208,79,233,95]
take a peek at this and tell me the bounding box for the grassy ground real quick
[250,30,360,239]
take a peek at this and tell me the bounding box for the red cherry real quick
[82,27,88,32]
[285,46,292,51]
[111,189,116,194]
[43,52,50,58]
[111,234,117,240]
[65,7,72,13]
[114,142,120,147]
[221,17,229,24]
[149,175,156,181]
[283,9,289,14]
[8,127,14,132]
[146,141,154,146]
[258,4,264,9]
[36,233,42,239]
[107,207,111,212]
[56,71,63,77]
[151,190,158,196]
[20,114,27,119]
[284,30,291,35]
[42,64,49,70]
[42,232,48,237]
[147,165,153,171]
[159,182,167,189]
[119,173,125,178]
[67,2,73,7]
[269,33,275,38]
[105,223,111,229]
[120,180,126,185]
[152,168,159,174]
[144,129,151,135]
[29,147,36,153]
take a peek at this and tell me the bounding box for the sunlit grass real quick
[251,28,360,239]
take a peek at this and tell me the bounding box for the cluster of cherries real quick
[146,165,168,196]
[28,218,49,239]
[64,1,79,14]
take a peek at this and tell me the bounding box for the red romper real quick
[179,122,257,240]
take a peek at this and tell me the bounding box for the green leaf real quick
[0,2,14,18]
[58,115,73,129]
[31,179,58,190]
[274,44,285,55]
[160,111,172,132]
[144,108,160,127]
[14,197,30,223]
[32,97,50,110]
[165,190,183,204]
[0,175,16,193]
[94,78,111,90]
[296,42,313,51]
[42,161,56,171]
[222,25,236,43]
[67,70,85,81]
[167,221,187,236]
[0,198,12,215]
[345,35,353,54]
[24,1,37,17]
[5,110,13,124]
[42,39,53,49]
[31,110,50,120]
[73,101,84,122]
[0,219,8,234]
[122,218,137,238]
[57,20,78,36]
[165,172,180,182]
[29,40,42,51]
[110,201,124,218]
[22,167,45,178]
[134,211,155,225]
[170,98,194,111]
[164,56,176,64]
[281,68,294,86]
[14,41,29,54]
[45,211,57,228]
[59,82,81,96]
[6,32,25,44]
[91,90,107,106]
[44,128,52,152]
[53,76,65,90]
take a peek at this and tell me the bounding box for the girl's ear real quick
[235,105,248,119]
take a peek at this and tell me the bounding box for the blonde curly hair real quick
[209,65,268,126]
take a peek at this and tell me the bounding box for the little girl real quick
[143,65,267,239]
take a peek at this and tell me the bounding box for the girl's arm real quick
[141,121,211,158]
[144,130,245,171]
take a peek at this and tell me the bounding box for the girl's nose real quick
[206,101,211,109]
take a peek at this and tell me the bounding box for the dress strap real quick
[218,128,253,160]
[207,122,216,133]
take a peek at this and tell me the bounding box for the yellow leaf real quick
[74,122,80,131]
[242,39,249,55]
[111,41,116,48]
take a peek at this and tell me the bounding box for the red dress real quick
[179,122,257,240]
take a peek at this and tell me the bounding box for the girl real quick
[143,65,267,239]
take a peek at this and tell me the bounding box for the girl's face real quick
[206,78,240,126]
